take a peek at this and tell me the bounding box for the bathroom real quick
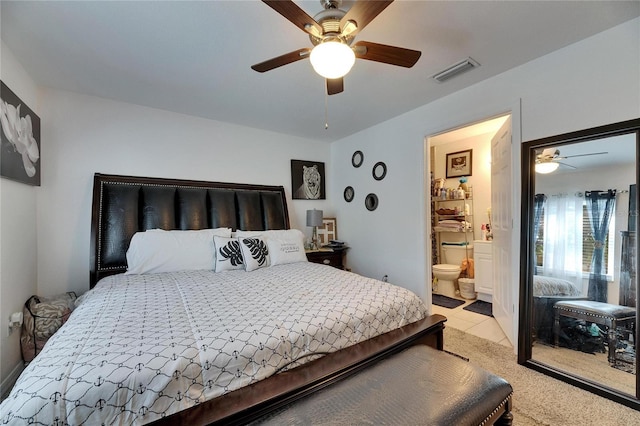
[428,116,508,302]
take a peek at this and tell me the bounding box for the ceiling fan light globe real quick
[535,162,560,174]
[310,41,355,79]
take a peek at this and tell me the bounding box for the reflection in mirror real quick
[532,136,636,394]
[520,119,640,409]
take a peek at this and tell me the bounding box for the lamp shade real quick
[309,40,355,79]
[306,209,324,227]
[535,162,559,174]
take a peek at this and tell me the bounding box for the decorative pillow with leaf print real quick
[238,236,270,272]
[213,236,244,272]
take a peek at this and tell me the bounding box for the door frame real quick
[423,100,522,349]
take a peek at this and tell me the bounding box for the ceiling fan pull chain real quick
[324,89,329,130]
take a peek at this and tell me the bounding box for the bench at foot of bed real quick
[253,344,513,426]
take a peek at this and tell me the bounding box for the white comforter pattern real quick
[1,263,427,425]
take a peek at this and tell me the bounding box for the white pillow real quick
[125,228,232,274]
[238,236,270,272]
[265,229,308,266]
[236,229,296,239]
[213,236,244,272]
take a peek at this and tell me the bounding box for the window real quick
[581,204,615,277]
[534,199,615,276]
[535,206,544,268]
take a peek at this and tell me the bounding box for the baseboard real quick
[477,292,493,303]
[1,361,24,401]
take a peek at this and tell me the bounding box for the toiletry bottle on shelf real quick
[481,224,487,241]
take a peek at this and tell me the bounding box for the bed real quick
[1,173,445,425]
[532,275,586,344]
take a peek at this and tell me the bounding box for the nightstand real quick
[306,248,348,270]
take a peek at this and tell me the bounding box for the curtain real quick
[533,194,546,241]
[541,192,583,289]
[586,189,616,302]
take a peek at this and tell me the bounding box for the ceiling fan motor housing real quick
[309,5,355,46]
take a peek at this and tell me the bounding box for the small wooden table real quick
[305,247,348,269]
[554,300,636,366]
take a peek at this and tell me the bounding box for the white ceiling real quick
[536,133,637,174]
[2,1,638,142]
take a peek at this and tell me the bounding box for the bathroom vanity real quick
[474,240,493,302]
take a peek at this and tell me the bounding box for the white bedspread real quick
[1,263,427,425]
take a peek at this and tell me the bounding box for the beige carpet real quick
[532,342,635,396]
[443,327,640,425]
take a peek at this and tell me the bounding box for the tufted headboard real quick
[90,173,290,287]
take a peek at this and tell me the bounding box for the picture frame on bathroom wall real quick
[446,149,472,178]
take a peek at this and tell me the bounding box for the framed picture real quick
[1,80,41,186]
[446,149,472,178]
[291,159,326,200]
[316,217,337,246]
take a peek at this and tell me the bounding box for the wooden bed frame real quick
[89,173,446,425]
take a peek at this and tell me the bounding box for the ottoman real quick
[252,345,513,425]
[554,300,636,366]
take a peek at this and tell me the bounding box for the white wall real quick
[37,89,332,297]
[0,41,40,389]
[330,18,640,306]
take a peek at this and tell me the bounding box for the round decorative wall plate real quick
[372,161,387,181]
[344,186,354,202]
[352,150,364,168]
[365,193,379,211]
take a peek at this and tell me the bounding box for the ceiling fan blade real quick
[353,41,421,68]
[340,0,393,37]
[561,151,609,159]
[557,161,577,169]
[327,78,344,95]
[251,48,311,73]
[262,0,323,36]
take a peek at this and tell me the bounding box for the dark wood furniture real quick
[253,345,513,426]
[620,231,636,307]
[305,248,347,269]
[90,173,446,425]
[554,300,636,366]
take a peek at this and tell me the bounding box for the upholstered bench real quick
[553,300,636,366]
[253,345,514,426]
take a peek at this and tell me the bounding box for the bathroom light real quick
[309,39,356,79]
[535,161,559,174]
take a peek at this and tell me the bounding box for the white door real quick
[491,116,515,345]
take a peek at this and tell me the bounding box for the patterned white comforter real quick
[1,263,427,425]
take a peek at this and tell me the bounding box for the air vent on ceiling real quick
[432,57,480,83]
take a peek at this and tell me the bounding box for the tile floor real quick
[431,295,513,348]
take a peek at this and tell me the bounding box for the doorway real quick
[427,113,514,345]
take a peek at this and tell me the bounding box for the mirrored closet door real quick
[519,119,640,409]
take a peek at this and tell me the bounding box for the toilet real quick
[433,244,474,298]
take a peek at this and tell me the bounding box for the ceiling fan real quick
[251,0,421,95]
[535,148,608,174]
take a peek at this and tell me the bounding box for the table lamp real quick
[306,209,323,250]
